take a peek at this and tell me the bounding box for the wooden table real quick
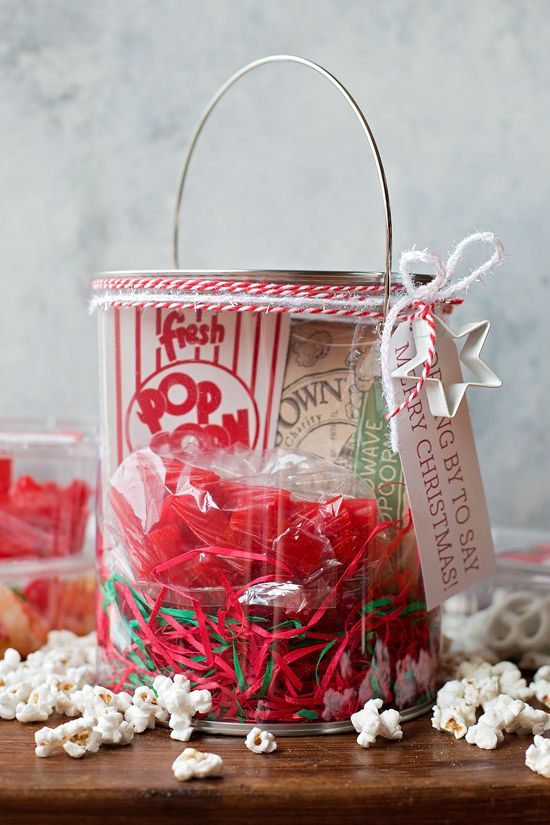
[1,714,548,824]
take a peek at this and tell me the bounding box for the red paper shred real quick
[99,445,439,722]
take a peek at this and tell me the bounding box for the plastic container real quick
[443,528,550,666]
[0,419,95,561]
[0,553,96,656]
[92,56,441,734]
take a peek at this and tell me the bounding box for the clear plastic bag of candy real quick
[97,440,439,728]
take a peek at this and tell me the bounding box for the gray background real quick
[0,0,548,528]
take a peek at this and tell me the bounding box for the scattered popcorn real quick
[481,695,525,729]
[491,661,533,701]
[0,648,22,682]
[446,659,533,705]
[94,708,135,746]
[350,698,403,748]
[125,686,168,733]
[377,708,403,741]
[16,684,55,723]
[35,716,102,759]
[46,675,83,717]
[434,656,550,758]
[464,695,524,750]
[462,675,500,707]
[525,735,550,779]
[431,701,477,739]
[456,658,494,681]
[351,698,384,748]
[152,673,212,742]
[72,684,131,718]
[504,703,550,737]
[18,631,550,783]
[436,680,465,708]
[245,727,277,754]
[0,631,96,725]
[465,721,504,750]
[0,681,32,720]
[1,632,220,776]
[172,747,223,782]
[530,666,550,710]
[534,666,550,683]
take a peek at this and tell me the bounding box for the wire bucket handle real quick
[172,54,393,317]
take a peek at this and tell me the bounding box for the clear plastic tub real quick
[0,553,96,656]
[443,528,550,666]
[0,419,95,560]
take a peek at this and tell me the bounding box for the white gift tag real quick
[389,320,496,610]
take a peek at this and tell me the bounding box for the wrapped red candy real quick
[98,442,438,723]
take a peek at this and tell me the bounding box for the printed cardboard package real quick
[276,319,409,523]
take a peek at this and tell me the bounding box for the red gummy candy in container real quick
[98,441,439,730]
[0,422,96,656]
[0,471,90,559]
[0,424,93,560]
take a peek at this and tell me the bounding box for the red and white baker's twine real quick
[380,231,504,451]
[90,278,404,319]
[92,276,402,297]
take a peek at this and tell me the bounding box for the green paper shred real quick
[370,674,381,694]
[232,643,247,692]
[399,600,427,616]
[259,656,274,698]
[100,573,435,722]
[296,709,318,720]
[361,597,394,616]
[315,639,337,687]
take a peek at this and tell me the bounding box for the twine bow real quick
[380,231,505,452]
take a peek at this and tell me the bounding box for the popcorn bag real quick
[92,56,503,733]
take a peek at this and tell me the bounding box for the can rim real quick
[92,269,432,288]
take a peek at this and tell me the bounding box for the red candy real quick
[108,448,377,587]
[0,458,11,495]
[0,464,91,559]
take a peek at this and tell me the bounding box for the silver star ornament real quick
[391,314,502,418]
